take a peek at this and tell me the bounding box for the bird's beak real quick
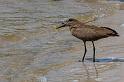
[56,22,66,29]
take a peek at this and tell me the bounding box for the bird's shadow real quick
[86,57,124,62]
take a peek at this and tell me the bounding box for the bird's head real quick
[56,18,80,29]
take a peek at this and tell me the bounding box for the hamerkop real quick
[56,18,119,62]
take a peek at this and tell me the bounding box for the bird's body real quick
[57,18,119,62]
[70,25,118,41]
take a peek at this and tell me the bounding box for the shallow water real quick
[0,0,124,82]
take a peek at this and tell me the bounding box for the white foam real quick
[72,80,79,82]
[37,76,47,82]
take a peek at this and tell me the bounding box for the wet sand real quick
[0,0,124,82]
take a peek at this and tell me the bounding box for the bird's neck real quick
[69,25,80,33]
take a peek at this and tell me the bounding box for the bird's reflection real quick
[82,62,99,80]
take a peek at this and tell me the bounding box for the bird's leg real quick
[92,41,96,62]
[81,41,87,62]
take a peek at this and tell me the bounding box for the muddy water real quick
[0,0,124,82]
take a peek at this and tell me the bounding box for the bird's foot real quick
[93,59,96,62]
[78,60,84,62]
[93,61,96,62]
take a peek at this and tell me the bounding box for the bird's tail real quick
[103,27,119,37]
[114,33,119,36]
[110,29,119,37]
[109,31,119,37]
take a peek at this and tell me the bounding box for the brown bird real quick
[56,18,119,62]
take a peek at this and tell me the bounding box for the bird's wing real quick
[94,26,119,37]
[80,26,117,40]
[72,25,118,41]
